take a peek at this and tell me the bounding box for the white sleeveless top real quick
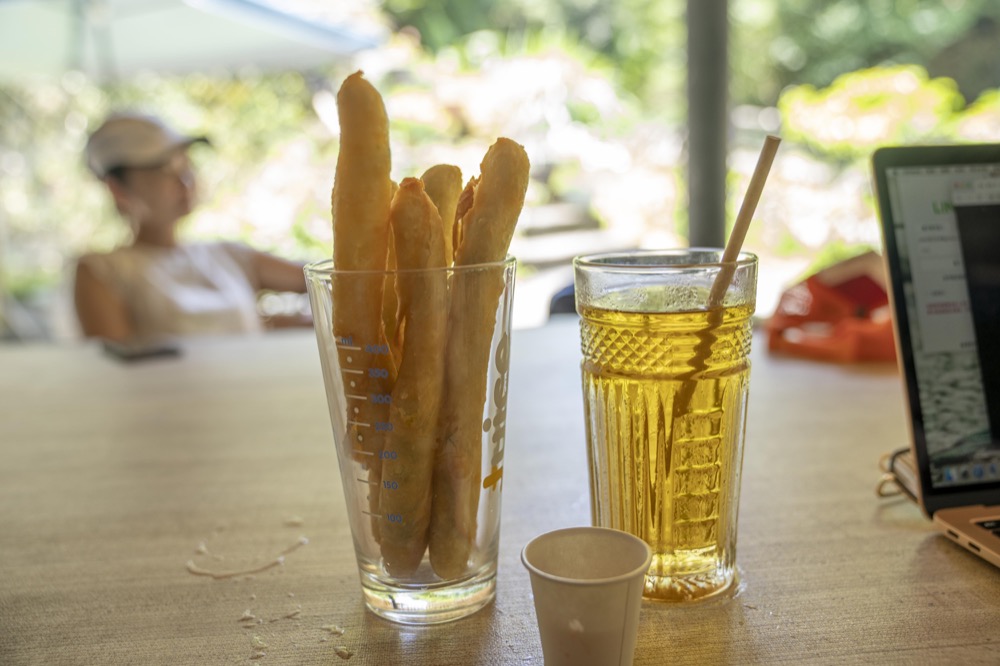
[79,242,264,338]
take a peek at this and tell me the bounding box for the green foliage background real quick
[3,0,1000,329]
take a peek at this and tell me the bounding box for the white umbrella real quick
[0,0,380,83]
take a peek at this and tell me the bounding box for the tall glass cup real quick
[305,257,516,624]
[573,250,757,602]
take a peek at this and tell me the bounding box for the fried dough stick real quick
[379,179,449,575]
[420,165,463,265]
[331,71,394,536]
[381,181,402,369]
[429,138,530,579]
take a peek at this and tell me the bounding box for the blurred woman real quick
[74,112,308,341]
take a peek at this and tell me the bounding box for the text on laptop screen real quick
[885,163,1000,489]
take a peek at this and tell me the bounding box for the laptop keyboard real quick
[978,519,1000,537]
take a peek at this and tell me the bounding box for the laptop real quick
[871,144,1000,569]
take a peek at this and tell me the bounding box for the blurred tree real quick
[381,0,686,120]
[778,65,964,162]
[928,16,1000,102]
[732,0,1000,106]
[382,0,1000,110]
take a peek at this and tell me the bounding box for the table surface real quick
[2,317,999,665]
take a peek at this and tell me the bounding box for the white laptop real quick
[872,144,1000,569]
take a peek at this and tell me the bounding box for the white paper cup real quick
[521,527,652,666]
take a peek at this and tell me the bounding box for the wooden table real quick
[1,318,998,665]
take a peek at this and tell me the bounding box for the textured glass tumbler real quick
[305,257,516,624]
[573,250,757,602]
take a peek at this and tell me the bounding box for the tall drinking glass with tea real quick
[573,249,757,602]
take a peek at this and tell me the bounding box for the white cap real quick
[84,112,209,178]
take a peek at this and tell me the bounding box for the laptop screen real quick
[884,162,1000,490]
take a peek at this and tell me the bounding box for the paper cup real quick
[521,527,652,666]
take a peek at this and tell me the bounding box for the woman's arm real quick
[248,249,312,329]
[73,258,133,341]
[252,250,308,293]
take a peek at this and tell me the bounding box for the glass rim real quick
[305,254,515,278]
[573,248,757,271]
[520,527,653,588]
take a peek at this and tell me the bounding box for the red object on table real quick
[766,251,897,363]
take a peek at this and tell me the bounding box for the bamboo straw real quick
[670,134,782,421]
[707,134,781,307]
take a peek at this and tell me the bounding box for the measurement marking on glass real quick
[346,394,367,400]
[342,369,364,375]
[353,449,375,456]
[357,478,380,485]
[348,420,371,428]
[337,345,362,351]
[362,510,380,517]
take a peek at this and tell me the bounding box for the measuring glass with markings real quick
[305,257,516,624]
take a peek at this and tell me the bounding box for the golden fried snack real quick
[420,165,463,265]
[331,71,394,537]
[452,177,477,262]
[378,178,449,575]
[453,139,527,264]
[332,71,392,273]
[381,181,402,368]
[429,138,530,579]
